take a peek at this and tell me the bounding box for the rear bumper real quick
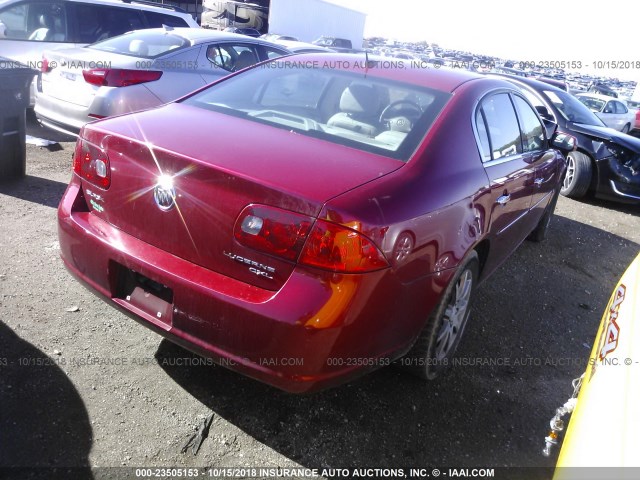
[34,82,161,137]
[34,91,87,137]
[58,178,451,392]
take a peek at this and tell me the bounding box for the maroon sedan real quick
[58,54,571,393]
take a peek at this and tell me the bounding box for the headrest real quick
[340,83,380,116]
[129,39,148,56]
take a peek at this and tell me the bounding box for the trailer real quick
[267,0,365,50]
[201,1,270,32]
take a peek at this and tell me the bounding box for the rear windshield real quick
[182,61,451,161]
[90,31,189,59]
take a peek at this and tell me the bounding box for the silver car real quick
[34,27,290,135]
[0,0,199,105]
[575,93,635,133]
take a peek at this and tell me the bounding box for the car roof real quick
[0,0,189,14]
[273,40,333,52]
[486,73,567,95]
[116,27,290,48]
[275,53,491,92]
[576,92,620,101]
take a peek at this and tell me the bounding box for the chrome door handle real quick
[496,194,511,205]
[534,178,544,186]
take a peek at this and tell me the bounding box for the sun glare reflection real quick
[122,116,201,255]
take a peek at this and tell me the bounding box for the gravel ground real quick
[1,117,638,480]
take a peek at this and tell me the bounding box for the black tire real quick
[560,151,592,198]
[527,186,560,243]
[400,251,479,380]
[622,124,630,134]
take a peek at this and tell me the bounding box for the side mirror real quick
[535,105,554,122]
[542,118,556,140]
[551,132,577,154]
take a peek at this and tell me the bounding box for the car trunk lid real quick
[80,103,402,290]
[40,48,140,107]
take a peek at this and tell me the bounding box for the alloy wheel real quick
[434,269,473,360]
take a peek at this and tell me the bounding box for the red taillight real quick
[73,137,111,189]
[299,220,389,273]
[82,69,162,87]
[234,205,389,273]
[234,205,313,261]
[41,56,50,73]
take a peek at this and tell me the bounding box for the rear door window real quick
[478,93,522,160]
[206,44,261,72]
[70,4,144,43]
[0,1,67,42]
[512,95,545,152]
[614,101,628,114]
[603,101,615,114]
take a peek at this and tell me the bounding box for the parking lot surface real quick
[1,118,639,478]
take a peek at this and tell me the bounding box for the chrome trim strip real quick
[497,209,529,235]
[530,190,553,209]
[610,180,640,200]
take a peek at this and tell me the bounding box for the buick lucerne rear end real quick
[58,54,568,392]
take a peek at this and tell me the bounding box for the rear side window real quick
[71,4,144,43]
[264,47,288,59]
[143,11,189,28]
[206,44,260,72]
[0,1,67,42]
[474,109,491,162]
[479,93,522,160]
[513,95,545,152]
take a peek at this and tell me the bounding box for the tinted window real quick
[264,47,288,59]
[206,44,260,72]
[513,95,544,152]
[0,1,67,42]
[475,109,491,162]
[480,93,522,160]
[143,11,189,28]
[73,4,144,43]
[183,64,451,161]
[614,101,628,114]
[603,101,615,114]
[260,72,331,108]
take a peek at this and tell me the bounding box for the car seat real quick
[327,83,381,136]
[234,50,258,71]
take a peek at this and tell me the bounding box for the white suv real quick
[0,0,199,103]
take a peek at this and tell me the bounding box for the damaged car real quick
[58,55,573,392]
[496,75,640,204]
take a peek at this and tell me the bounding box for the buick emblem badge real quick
[153,182,176,211]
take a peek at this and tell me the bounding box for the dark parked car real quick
[495,75,640,204]
[58,55,570,393]
[313,36,353,52]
